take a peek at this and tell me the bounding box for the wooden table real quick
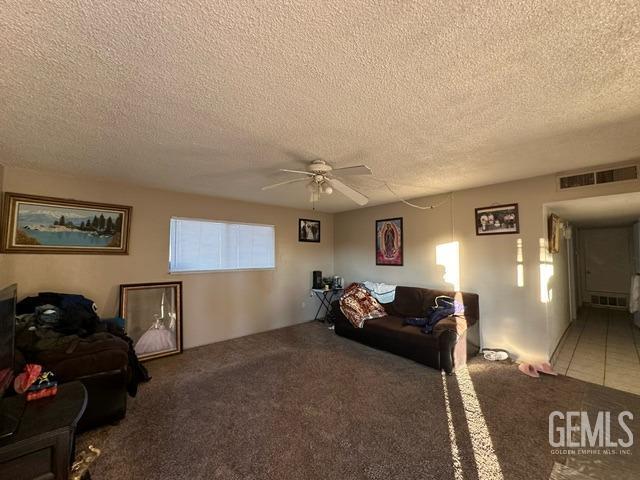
[0,381,87,480]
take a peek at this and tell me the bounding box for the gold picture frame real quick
[1,192,132,254]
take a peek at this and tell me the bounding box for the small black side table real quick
[0,381,87,480]
[311,288,343,322]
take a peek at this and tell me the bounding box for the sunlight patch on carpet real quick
[442,372,464,480]
[455,367,504,480]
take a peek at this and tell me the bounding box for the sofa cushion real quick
[363,316,440,349]
[384,287,428,318]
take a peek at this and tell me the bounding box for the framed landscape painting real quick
[475,203,519,236]
[376,217,403,266]
[1,192,132,254]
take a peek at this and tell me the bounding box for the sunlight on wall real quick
[539,238,554,303]
[516,238,524,288]
[436,241,460,291]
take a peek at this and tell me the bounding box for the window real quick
[169,218,275,273]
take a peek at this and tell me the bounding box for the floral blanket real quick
[339,283,387,328]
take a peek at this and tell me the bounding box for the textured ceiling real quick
[548,192,640,228]
[1,1,640,212]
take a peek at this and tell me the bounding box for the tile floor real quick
[552,307,640,395]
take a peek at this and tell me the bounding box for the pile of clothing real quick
[16,292,150,396]
[362,281,397,304]
[404,295,465,334]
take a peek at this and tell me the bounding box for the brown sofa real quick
[333,285,480,374]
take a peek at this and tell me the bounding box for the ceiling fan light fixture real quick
[321,182,333,194]
[263,159,371,206]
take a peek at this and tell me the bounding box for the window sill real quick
[168,267,276,275]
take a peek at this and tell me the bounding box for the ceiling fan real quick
[261,160,372,206]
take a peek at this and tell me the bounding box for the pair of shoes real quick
[483,350,509,361]
[518,362,558,378]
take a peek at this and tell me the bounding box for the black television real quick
[0,284,19,438]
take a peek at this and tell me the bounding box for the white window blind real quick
[169,218,275,272]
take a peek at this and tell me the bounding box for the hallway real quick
[553,307,640,395]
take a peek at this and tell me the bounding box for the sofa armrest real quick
[432,315,468,338]
[435,315,479,374]
[331,300,346,320]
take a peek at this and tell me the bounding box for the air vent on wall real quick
[558,165,638,190]
[559,172,595,189]
[596,165,638,184]
[590,294,628,309]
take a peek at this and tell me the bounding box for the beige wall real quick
[0,163,8,289]
[1,166,334,349]
[634,222,640,273]
[334,165,640,362]
[4,161,639,360]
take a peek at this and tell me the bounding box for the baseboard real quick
[549,321,574,364]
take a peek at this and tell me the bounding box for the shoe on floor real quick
[533,362,558,376]
[483,350,509,361]
[518,363,540,378]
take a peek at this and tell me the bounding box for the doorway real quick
[546,192,640,395]
[580,226,632,309]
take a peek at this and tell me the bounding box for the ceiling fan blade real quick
[261,178,309,191]
[329,178,369,206]
[331,165,372,176]
[279,169,314,176]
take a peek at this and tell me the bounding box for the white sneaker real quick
[483,350,509,361]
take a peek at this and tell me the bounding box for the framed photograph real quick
[548,213,562,254]
[1,192,132,254]
[299,218,320,242]
[119,281,183,361]
[475,203,519,235]
[376,217,403,266]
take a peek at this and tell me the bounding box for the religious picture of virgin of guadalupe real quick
[375,218,403,266]
[119,282,183,361]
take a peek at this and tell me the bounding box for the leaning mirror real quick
[119,281,183,361]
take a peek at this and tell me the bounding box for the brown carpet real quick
[78,322,640,480]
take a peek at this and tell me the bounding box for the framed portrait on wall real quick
[376,217,403,266]
[299,218,320,242]
[548,213,562,254]
[119,281,183,361]
[1,192,132,254]
[475,203,519,236]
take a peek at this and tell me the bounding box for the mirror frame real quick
[119,281,183,361]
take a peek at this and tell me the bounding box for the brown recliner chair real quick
[333,285,480,374]
[17,332,130,432]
